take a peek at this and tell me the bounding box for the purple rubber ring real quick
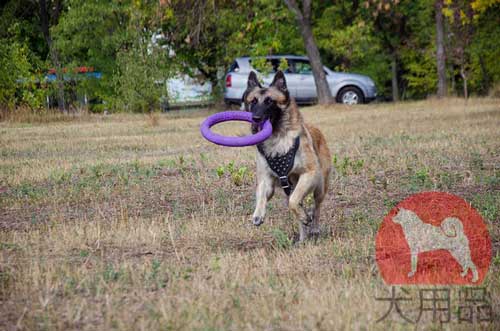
[200,111,272,147]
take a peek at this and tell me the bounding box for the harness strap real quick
[257,136,300,196]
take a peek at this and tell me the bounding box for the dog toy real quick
[200,111,272,147]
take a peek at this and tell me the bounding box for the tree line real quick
[0,0,499,112]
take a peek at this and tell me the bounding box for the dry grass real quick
[0,106,94,124]
[1,98,499,330]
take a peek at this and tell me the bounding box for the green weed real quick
[472,193,499,222]
[79,250,89,257]
[406,167,433,191]
[492,252,500,266]
[102,264,123,283]
[214,161,250,186]
[271,228,292,249]
[436,172,463,189]
[15,182,46,200]
[332,154,364,176]
[470,152,484,170]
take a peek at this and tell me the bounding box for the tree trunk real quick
[50,49,66,112]
[284,0,333,104]
[478,55,490,94]
[299,21,333,104]
[391,55,399,101]
[449,63,455,93]
[460,66,468,99]
[39,0,66,112]
[435,0,447,98]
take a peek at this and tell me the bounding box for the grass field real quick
[1,98,499,330]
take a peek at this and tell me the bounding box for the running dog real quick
[243,70,331,242]
[392,207,478,282]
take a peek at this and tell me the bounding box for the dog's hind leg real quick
[460,264,478,282]
[289,172,317,242]
[309,182,326,239]
[460,266,469,277]
[453,249,479,282]
[252,172,275,226]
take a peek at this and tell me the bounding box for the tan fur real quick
[245,87,289,106]
[305,123,331,195]
[250,86,331,242]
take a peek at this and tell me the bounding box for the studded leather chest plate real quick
[257,136,300,195]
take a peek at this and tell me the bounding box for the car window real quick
[289,59,329,75]
[268,59,281,73]
[229,61,239,72]
[249,58,292,74]
[293,60,313,75]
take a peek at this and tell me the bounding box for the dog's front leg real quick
[310,181,326,238]
[289,172,316,242]
[252,172,275,226]
[408,251,418,277]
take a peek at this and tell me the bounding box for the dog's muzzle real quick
[252,115,262,123]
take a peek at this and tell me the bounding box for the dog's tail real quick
[441,217,465,238]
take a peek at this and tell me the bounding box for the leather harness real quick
[257,136,300,196]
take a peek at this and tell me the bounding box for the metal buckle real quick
[279,175,289,189]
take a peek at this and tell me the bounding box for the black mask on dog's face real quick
[243,71,289,131]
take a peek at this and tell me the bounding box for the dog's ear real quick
[391,207,400,223]
[243,72,262,106]
[270,70,287,93]
[247,71,262,89]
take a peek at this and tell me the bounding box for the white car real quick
[224,55,377,105]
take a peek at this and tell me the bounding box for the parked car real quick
[224,55,377,105]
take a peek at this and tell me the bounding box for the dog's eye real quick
[264,97,273,105]
[251,98,258,105]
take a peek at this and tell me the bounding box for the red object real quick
[375,192,491,285]
[225,74,232,87]
[47,66,94,74]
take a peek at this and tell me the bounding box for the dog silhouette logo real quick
[392,207,478,282]
[376,192,491,285]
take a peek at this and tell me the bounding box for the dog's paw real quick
[252,216,264,226]
[308,227,320,240]
[301,214,313,226]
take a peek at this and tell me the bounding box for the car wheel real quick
[337,86,364,105]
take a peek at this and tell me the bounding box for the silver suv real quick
[224,55,377,105]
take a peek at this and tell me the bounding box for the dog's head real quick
[392,207,414,225]
[242,70,290,128]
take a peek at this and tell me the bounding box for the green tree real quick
[314,2,390,96]
[0,0,47,110]
[0,43,32,108]
[52,0,131,108]
[399,0,436,99]
[111,2,174,112]
[165,0,301,96]
[443,0,500,97]
[52,0,175,112]
[362,0,409,101]
[468,2,500,95]
[39,0,66,111]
